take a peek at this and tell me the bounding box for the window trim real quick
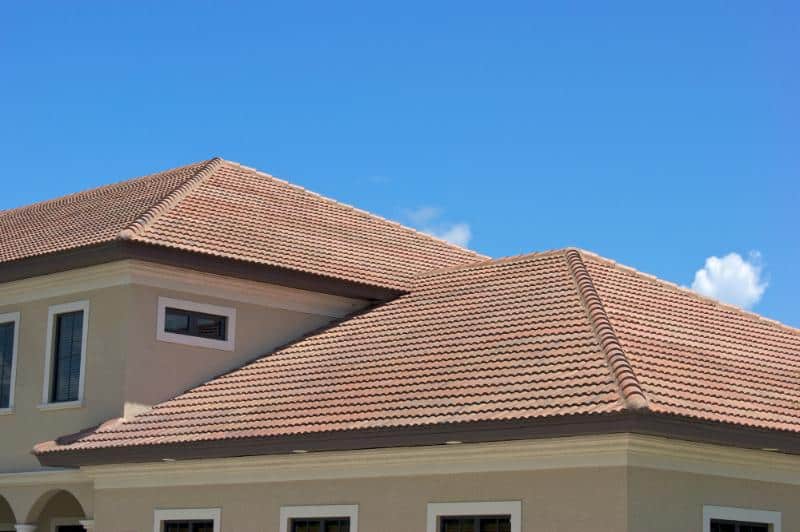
[153,508,221,532]
[0,312,20,413]
[41,301,89,407]
[427,501,521,532]
[279,505,359,532]
[157,297,236,351]
[703,505,781,532]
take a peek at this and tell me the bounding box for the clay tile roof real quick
[0,158,484,290]
[33,248,800,462]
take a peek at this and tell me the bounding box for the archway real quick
[0,495,15,532]
[25,490,86,532]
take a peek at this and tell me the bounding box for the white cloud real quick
[691,252,767,309]
[426,222,472,247]
[404,206,472,247]
[405,206,442,225]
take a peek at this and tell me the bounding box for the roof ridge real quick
[220,159,488,260]
[0,160,210,218]
[118,157,224,240]
[563,248,649,411]
[579,249,800,339]
[413,248,568,280]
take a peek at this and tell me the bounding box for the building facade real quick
[1,159,798,531]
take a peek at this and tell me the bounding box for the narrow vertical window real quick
[0,313,20,410]
[42,301,89,408]
[51,310,84,403]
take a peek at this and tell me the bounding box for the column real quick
[15,525,36,532]
[79,520,95,531]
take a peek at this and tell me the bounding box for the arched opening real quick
[0,495,16,531]
[25,490,86,532]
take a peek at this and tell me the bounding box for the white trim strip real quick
[41,300,89,407]
[279,505,358,532]
[153,508,221,532]
[156,297,236,351]
[703,505,781,532]
[0,260,364,318]
[427,501,521,532]
[83,434,800,490]
[0,312,20,412]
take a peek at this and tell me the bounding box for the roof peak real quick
[118,157,224,240]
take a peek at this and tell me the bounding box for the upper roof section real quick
[0,158,484,292]
[34,248,800,465]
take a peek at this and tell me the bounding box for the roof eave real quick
[33,411,800,468]
[0,240,404,301]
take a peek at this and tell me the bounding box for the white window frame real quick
[279,505,359,532]
[153,508,221,532]
[40,300,89,409]
[157,297,236,351]
[50,517,82,532]
[703,505,781,532]
[427,501,521,532]
[0,312,20,413]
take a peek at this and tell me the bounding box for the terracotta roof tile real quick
[35,250,624,452]
[31,254,800,458]
[0,158,484,290]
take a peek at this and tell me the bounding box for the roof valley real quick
[563,248,650,411]
[117,157,224,240]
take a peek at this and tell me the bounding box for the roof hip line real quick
[564,248,650,411]
[118,157,224,240]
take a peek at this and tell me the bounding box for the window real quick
[440,517,511,532]
[427,502,521,532]
[291,518,350,532]
[0,312,20,411]
[280,505,358,532]
[161,521,214,532]
[165,307,227,340]
[154,509,220,532]
[42,301,89,407]
[711,520,769,532]
[703,506,780,532]
[157,297,236,351]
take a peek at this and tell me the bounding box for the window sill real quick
[37,401,84,411]
[0,408,14,416]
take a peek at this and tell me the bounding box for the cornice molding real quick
[0,468,88,487]
[0,260,364,318]
[81,434,800,490]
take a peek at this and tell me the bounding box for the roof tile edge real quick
[564,248,650,411]
[118,157,224,240]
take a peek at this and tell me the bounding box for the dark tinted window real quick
[440,516,511,532]
[0,321,14,409]
[165,307,227,341]
[711,520,769,532]
[291,518,350,532]
[51,310,84,403]
[162,521,214,532]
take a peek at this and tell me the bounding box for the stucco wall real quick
[628,466,800,532]
[0,262,365,473]
[0,285,129,472]
[93,467,628,532]
[121,284,341,418]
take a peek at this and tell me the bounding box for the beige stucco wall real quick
[628,466,800,532]
[0,285,129,472]
[122,284,341,418]
[0,262,365,473]
[93,467,628,532]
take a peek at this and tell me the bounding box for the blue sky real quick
[1,1,798,326]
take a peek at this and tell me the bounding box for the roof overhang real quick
[0,241,402,301]
[34,411,800,468]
